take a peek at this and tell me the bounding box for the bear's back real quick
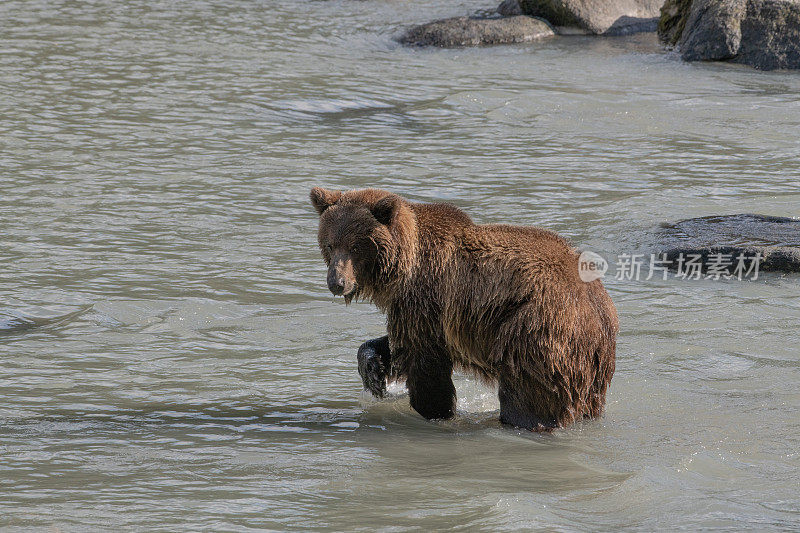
[459,223,580,285]
[441,223,612,385]
[412,202,473,233]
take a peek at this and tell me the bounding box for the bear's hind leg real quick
[357,336,391,398]
[498,377,559,432]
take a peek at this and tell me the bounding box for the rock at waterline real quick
[398,15,555,47]
[516,0,663,35]
[657,214,800,274]
[658,0,800,70]
[658,0,700,46]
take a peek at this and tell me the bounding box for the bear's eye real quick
[351,242,368,255]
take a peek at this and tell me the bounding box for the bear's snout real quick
[327,257,355,297]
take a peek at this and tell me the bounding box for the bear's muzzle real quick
[327,257,355,297]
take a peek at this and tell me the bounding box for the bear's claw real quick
[357,339,389,399]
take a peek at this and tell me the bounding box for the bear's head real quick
[310,187,418,305]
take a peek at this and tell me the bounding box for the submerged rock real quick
[658,0,800,70]
[518,0,663,35]
[658,214,800,273]
[399,15,555,47]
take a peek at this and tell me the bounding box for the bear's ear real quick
[371,195,398,226]
[310,187,342,215]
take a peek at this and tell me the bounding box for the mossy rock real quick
[658,0,693,45]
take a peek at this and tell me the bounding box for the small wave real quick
[0,306,91,336]
[275,96,396,115]
[0,311,37,334]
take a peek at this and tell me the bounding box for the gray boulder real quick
[658,214,800,274]
[658,0,800,69]
[737,1,800,70]
[678,0,746,60]
[398,15,555,47]
[518,0,663,34]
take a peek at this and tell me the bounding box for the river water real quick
[1,0,799,530]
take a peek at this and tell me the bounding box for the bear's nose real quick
[327,271,345,295]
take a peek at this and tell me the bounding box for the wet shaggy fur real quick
[311,187,618,431]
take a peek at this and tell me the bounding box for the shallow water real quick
[1,0,799,530]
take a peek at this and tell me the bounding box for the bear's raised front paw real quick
[357,341,387,399]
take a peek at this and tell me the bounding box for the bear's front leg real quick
[406,352,456,420]
[357,336,391,399]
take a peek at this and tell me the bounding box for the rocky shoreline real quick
[398,0,800,71]
[658,0,800,70]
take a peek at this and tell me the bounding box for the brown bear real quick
[311,187,618,431]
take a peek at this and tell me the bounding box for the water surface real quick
[1,0,799,530]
